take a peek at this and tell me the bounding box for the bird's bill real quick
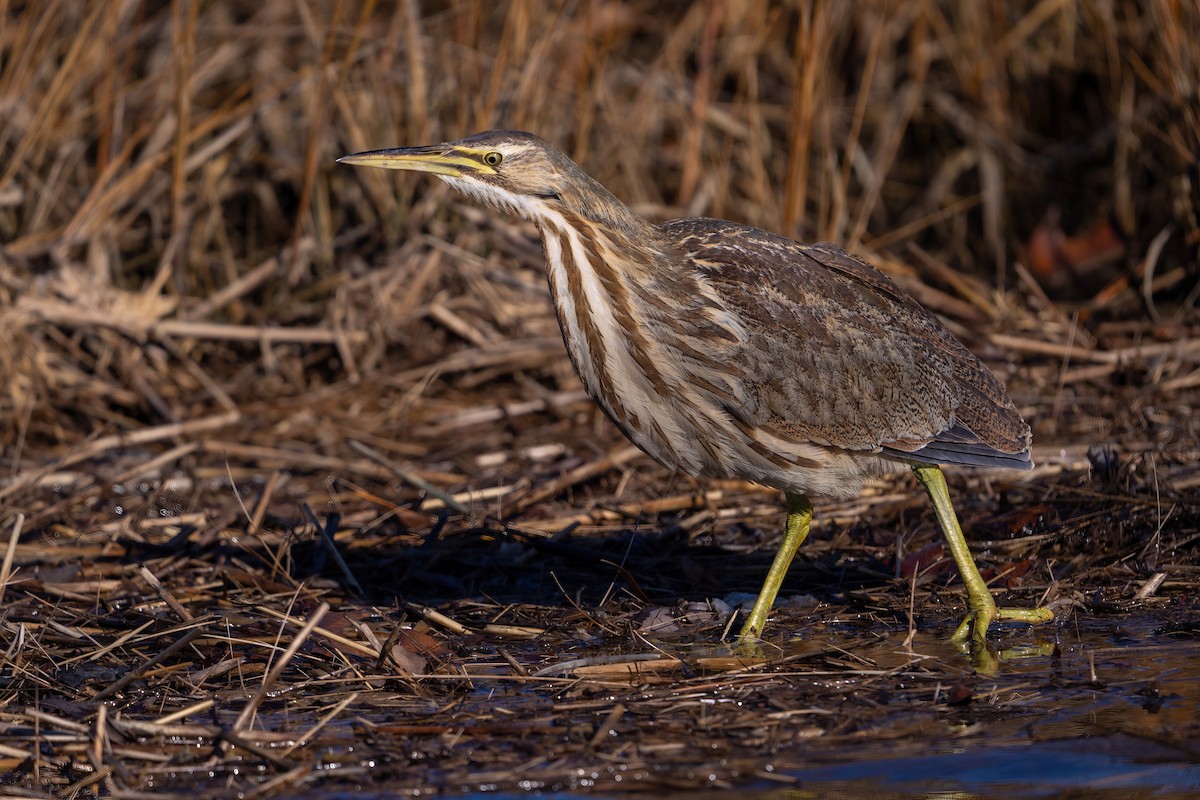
[336,145,494,177]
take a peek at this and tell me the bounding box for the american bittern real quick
[339,130,1054,647]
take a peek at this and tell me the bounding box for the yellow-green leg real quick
[738,493,813,643]
[912,465,1054,646]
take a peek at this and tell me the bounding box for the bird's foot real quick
[950,602,1055,647]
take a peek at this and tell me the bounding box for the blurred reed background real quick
[0,0,1196,482]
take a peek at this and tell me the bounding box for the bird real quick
[338,130,1054,648]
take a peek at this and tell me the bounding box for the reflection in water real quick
[781,738,1200,798]
[765,614,1200,799]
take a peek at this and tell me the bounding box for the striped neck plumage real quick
[438,160,715,475]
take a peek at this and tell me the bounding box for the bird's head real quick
[338,130,587,224]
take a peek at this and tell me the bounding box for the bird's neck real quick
[531,199,663,444]
[558,170,660,246]
[533,201,673,292]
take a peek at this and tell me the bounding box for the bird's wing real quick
[660,218,1031,469]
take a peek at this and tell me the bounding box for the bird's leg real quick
[737,492,813,643]
[912,465,1054,647]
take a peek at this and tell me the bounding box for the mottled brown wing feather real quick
[660,218,1031,468]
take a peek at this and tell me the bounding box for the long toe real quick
[996,605,1055,625]
[953,603,1055,645]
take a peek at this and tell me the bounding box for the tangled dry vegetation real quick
[1,0,1198,796]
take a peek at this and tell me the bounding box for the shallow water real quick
[781,741,1200,798]
[760,613,1200,798]
[293,607,1199,799]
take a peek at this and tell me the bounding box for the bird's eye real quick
[482,151,503,167]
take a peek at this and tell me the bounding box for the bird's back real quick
[659,218,1032,475]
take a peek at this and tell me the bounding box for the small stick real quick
[201,439,384,475]
[1133,572,1168,600]
[0,411,239,502]
[58,619,155,666]
[248,470,283,536]
[243,765,311,798]
[93,626,207,701]
[256,606,378,658]
[388,336,564,383]
[498,648,528,677]
[279,692,360,757]
[157,334,239,412]
[61,766,112,798]
[234,602,330,733]
[182,256,279,321]
[348,438,470,515]
[991,333,1200,365]
[218,728,294,768]
[22,300,368,345]
[585,702,626,751]
[423,389,589,437]
[301,504,363,596]
[91,702,107,770]
[139,564,194,622]
[419,484,511,512]
[902,559,919,651]
[407,604,470,635]
[30,442,200,526]
[906,243,997,319]
[153,699,216,726]
[480,623,545,639]
[0,742,39,760]
[0,513,24,606]
[503,444,643,516]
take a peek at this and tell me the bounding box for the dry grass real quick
[1,0,1199,796]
